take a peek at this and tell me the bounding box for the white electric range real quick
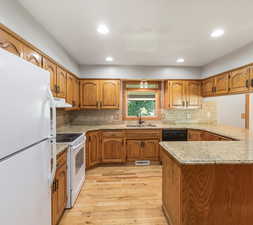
[56,133,86,208]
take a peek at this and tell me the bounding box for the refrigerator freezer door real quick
[0,140,51,225]
[0,49,51,160]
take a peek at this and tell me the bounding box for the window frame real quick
[123,81,161,120]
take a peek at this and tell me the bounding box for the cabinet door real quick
[43,57,57,96]
[164,81,171,109]
[141,139,159,161]
[66,73,75,105]
[100,80,120,109]
[51,180,58,225]
[102,138,125,163]
[126,140,142,161]
[87,132,100,167]
[202,78,214,97]
[73,79,80,108]
[162,155,181,225]
[250,66,253,91]
[186,81,201,108]
[80,80,99,109]
[229,67,250,93]
[23,45,42,67]
[188,130,202,141]
[0,29,23,57]
[56,67,67,98]
[170,81,186,108]
[214,73,229,95]
[56,163,67,222]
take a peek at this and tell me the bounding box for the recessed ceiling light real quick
[106,57,114,62]
[176,58,185,63]
[210,29,224,38]
[97,24,109,35]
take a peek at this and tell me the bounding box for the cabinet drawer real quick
[57,150,67,168]
[102,130,125,138]
[125,129,161,139]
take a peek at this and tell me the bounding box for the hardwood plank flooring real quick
[59,165,168,225]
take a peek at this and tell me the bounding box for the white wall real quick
[202,42,253,78]
[79,65,202,79]
[0,0,79,75]
[204,94,245,128]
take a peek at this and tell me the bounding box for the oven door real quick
[70,142,85,207]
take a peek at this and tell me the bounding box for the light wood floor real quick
[59,165,168,225]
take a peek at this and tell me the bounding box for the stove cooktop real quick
[56,133,83,143]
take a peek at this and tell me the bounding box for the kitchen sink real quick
[126,124,157,128]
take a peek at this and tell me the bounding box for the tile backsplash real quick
[161,102,217,124]
[56,101,217,127]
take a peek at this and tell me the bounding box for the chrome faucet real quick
[137,112,144,125]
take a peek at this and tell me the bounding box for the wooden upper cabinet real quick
[170,81,185,108]
[202,78,214,97]
[186,81,201,108]
[80,80,120,109]
[42,57,57,96]
[56,67,67,98]
[66,73,75,105]
[23,45,42,67]
[250,66,253,91]
[102,137,125,163]
[214,72,229,95]
[100,80,120,109]
[229,66,250,93]
[73,79,80,108]
[80,80,99,109]
[0,29,24,57]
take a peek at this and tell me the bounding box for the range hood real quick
[54,97,72,108]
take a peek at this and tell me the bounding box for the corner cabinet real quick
[80,80,120,109]
[165,80,201,109]
[52,150,67,225]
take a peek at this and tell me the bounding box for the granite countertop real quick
[56,143,68,156]
[57,123,253,164]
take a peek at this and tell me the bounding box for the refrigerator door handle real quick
[48,88,57,185]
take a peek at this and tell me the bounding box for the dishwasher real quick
[162,129,188,141]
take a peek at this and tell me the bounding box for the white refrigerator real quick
[0,49,57,225]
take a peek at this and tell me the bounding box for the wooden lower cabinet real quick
[86,131,100,169]
[188,129,233,141]
[52,150,67,225]
[126,139,159,161]
[162,154,181,225]
[161,148,253,225]
[102,137,126,163]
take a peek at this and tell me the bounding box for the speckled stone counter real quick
[56,143,68,155]
[57,123,253,164]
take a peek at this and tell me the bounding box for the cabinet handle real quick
[54,85,58,93]
[246,80,249,88]
[251,79,253,88]
[182,101,185,107]
[96,101,99,108]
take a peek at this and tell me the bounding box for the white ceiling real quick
[18,0,253,67]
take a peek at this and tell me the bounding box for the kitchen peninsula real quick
[160,138,253,225]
